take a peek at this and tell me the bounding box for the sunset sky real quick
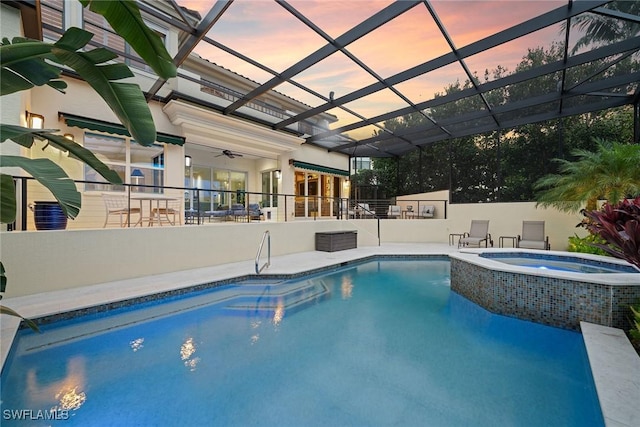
[177,1,577,139]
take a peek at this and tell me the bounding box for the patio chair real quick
[517,220,550,250]
[419,205,435,218]
[206,205,231,222]
[458,220,492,248]
[231,203,248,221]
[356,203,374,218]
[340,199,355,219]
[102,193,141,227]
[387,205,401,219]
[151,198,182,226]
[248,203,263,221]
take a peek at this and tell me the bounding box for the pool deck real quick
[1,243,639,426]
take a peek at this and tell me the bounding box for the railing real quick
[6,176,448,232]
[255,230,271,274]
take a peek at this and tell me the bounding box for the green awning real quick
[59,113,185,146]
[290,160,349,177]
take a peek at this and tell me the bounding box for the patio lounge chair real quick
[356,203,374,218]
[517,220,550,250]
[206,205,231,221]
[231,203,248,221]
[248,203,263,221]
[387,205,401,219]
[419,205,435,218]
[340,200,355,219]
[458,220,492,248]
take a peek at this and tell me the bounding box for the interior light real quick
[131,169,145,178]
[26,111,44,129]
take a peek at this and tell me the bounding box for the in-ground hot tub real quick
[449,249,640,330]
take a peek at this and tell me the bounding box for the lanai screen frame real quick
[35,0,640,154]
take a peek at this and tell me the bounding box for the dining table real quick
[130,193,181,226]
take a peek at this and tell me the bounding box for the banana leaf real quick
[0,304,40,332]
[0,38,65,95]
[0,156,81,219]
[1,125,122,184]
[51,28,156,145]
[80,0,176,79]
[1,30,156,145]
[0,174,16,223]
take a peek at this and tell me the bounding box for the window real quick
[186,166,247,211]
[41,0,65,41]
[261,171,279,208]
[82,6,166,74]
[83,133,164,193]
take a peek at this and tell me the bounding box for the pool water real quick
[479,252,639,274]
[490,257,627,273]
[1,260,603,426]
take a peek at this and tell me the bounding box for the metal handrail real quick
[255,230,271,274]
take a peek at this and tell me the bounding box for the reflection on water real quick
[341,276,354,299]
[25,357,87,413]
[55,386,86,411]
[272,298,285,327]
[130,337,145,352]
[180,337,200,371]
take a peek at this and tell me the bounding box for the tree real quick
[0,0,177,327]
[534,139,640,212]
[568,0,640,53]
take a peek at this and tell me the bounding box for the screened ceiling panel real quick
[393,61,471,105]
[345,5,451,79]
[204,1,326,74]
[340,88,412,122]
[127,0,640,155]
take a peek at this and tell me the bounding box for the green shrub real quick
[583,197,640,270]
[631,303,640,356]
[567,234,610,256]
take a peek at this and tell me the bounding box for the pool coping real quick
[1,243,639,426]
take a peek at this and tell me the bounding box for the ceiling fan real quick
[215,149,243,159]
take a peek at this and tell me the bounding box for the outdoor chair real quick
[248,203,263,221]
[151,198,182,226]
[102,193,141,228]
[517,220,550,250]
[356,203,374,218]
[458,220,492,248]
[419,205,435,218]
[387,205,401,219]
[231,203,248,221]
[340,200,355,219]
[206,205,231,222]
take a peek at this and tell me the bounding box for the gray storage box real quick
[315,231,357,252]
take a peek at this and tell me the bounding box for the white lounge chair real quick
[387,205,401,219]
[419,205,435,218]
[517,221,550,250]
[459,220,492,248]
[356,203,374,218]
[340,199,355,219]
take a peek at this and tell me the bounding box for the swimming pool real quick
[1,259,603,426]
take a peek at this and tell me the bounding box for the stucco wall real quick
[1,200,587,298]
